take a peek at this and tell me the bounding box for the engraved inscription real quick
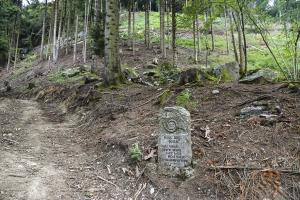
[158,107,192,175]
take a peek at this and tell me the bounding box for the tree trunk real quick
[94,0,98,24]
[229,11,239,64]
[127,1,132,47]
[46,22,52,61]
[294,29,300,80]
[233,12,244,76]
[6,33,13,71]
[40,0,48,60]
[209,1,214,51]
[73,15,79,63]
[160,0,166,58]
[193,16,197,62]
[144,0,150,48]
[166,0,170,49]
[196,14,200,61]
[56,5,63,63]
[104,0,124,85]
[224,6,229,54]
[83,0,91,63]
[132,1,135,55]
[52,0,59,63]
[65,0,71,55]
[13,29,20,69]
[240,11,247,74]
[171,0,176,66]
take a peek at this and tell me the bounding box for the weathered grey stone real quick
[239,68,278,84]
[213,61,240,82]
[158,107,193,176]
[240,106,266,117]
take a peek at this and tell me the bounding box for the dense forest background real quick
[0,0,299,82]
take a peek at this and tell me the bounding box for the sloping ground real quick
[0,41,300,199]
[73,83,300,199]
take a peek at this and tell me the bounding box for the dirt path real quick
[0,98,86,200]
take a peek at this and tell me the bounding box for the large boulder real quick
[178,68,216,85]
[239,68,278,84]
[213,62,240,82]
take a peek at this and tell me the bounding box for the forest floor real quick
[0,42,300,199]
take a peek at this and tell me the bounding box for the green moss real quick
[176,89,197,110]
[159,89,173,105]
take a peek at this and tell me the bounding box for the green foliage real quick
[129,143,142,161]
[158,62,179,84]
[158,89,173,105]
[48,70,97,84]
[176,89,197,110]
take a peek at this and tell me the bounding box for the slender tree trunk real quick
[229,11,239,64]
[294,30,300,80]
[65,1,71,55]
[73,15,79,63]
[127,1,132,47]
[209,1,214,51]
[196,14,200,61]
[144,0,150,48]
[193,16,197,62]
[160,0,166,58]
[233,12,244,76]
[94,0,98,24]
[13,29,20,69]
[240,11,247,74]
[132,1,135,55]
[6,33,13,71]
[83,0,92,63]
[104,0,124,85]
[224,6,229,54]
[166,0,170,49]
[171,0,176,66]
[56,6,63,63]
[46,22,52,60]
[205,11,209,68]
[40,0,48,60]
[52,0,59,62]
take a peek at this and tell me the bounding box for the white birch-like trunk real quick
[52,0,58,62]
[73,15,79,63]
[40,0,48,60]
[160,0,166,58]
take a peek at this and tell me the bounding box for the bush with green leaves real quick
[129,143,142,161]
[176,89,197,110]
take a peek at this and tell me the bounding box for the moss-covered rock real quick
[178,68,217,85]
[213,62,240,82]
[239,68,279,84]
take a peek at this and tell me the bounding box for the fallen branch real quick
[233,95,273,108]
[97,175,119,188]
[133,90,168,109]
[209,166,300,175]
[134,183,147,200]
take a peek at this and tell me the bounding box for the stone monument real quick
[158,107,192,176]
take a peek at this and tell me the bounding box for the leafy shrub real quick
[176,89,197,110]
[129,143,142,161]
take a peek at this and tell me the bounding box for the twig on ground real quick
[134,183,147,200]
[209,166,300,175]
[233,95,273,108]
[97,175,119,188]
